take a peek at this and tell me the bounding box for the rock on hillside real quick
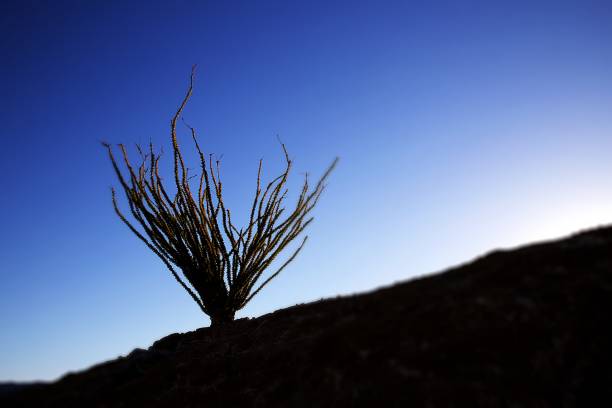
[3,226,612,407]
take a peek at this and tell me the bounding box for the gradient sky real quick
[1,0,611,381]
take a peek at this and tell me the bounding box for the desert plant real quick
[103,69,337,327]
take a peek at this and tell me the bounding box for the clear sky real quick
[1,0,611,381]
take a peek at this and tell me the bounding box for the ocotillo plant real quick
[103,70,337,327]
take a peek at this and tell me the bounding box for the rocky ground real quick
[2,226,612,407]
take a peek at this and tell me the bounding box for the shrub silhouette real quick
[103,69,337,327]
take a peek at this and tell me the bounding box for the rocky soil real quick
[2,226,612,407]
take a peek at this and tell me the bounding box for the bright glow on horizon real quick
[514,200,612,244]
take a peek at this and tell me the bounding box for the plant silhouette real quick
[103,68,338,327]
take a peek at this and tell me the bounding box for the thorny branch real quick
[103,66,338,323]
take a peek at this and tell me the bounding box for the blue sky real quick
[1,0,611,381]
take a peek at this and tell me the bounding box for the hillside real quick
[2,226,612,407]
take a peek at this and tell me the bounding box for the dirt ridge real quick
[3,226,612,407]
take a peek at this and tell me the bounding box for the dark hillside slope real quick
[3,226,612,407]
